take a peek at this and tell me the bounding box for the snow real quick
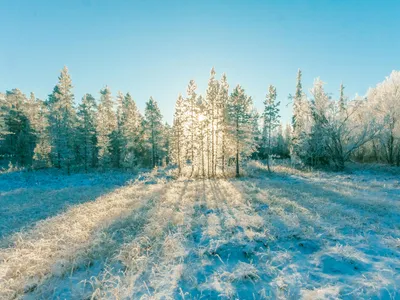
[0,164,399,299]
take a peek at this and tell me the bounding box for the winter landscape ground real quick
[0,162,399,300]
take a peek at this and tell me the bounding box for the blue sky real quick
[1,0,399,123]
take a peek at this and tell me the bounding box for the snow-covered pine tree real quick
[227,85,256,177]
[196,95,208,177]
[47,67,77,174]
[184,80,198,175]
[3,89,34,166]
[77,93,98,171]
[263,85,280,171]
[172,94,185,174]
[96,86,117,169]
[144,97,163,168]
[25,93,52,169]
[291,69,305,161]
[120,92,143,169]
[216,73,229,174]
[307,77,331,166]
[338,83,347,115]
[206,67,219,176]
[161,122,172,166]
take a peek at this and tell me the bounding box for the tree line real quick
[0,67,399,176]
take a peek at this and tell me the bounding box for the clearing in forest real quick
[0,165,399,299]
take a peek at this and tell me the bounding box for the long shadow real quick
[229,174,400,298]
[176,180,293,299]
[25,179,174,299]
[0,170,139,245]
[248,172,400,234]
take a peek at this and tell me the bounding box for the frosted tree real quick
[47,67,77,174]
[96,86,117,168]
[144,97,163,168]
[206,67,219,176]
[25,93,51,169]
[3,89,34,166]
[161,122,172,166]
[172,94,185,174]
[119,92,143,169]
[308,80,379,169]
[216,73,229,174]
[262,85,280,171]
[227,85,256,177]
[77,93,98,171]
[196,95,208,177]
[184,80,198,175]
[290,69,309,161]
[367,71,400,165]
[338,82,347,115]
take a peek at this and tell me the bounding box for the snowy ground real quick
[0,163,399,299]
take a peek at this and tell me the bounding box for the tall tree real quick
[77,93,98,171]
[263,85,280,171]
[227,85,255,177]
[3,89,34,166]
[144,97,163,168]
[96,86,117,168]
[172,94,185,175]
[120,92,143,169]
[47,66,77,174]
[217,73,229,174]
[184,80,197,175]
[206,67,219,176]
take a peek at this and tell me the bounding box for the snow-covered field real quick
[0,163,399,299]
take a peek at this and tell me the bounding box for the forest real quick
[1,68,400,299]
[1,67,399,175]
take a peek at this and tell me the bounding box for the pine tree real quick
[184,80,197,175]
[47,67,77,174]
[227,85,255,177]
[217,73,229,174]
[263,85,280,171]
[206,67,219,176]
[338,83,347,116]
[291,69,305,161]
[172,94,185,174]
[120,92,143,169]
[196,95,208,177]
[144,97,163,168]
[25,93,52,169]
[77,93,98,171]
[3,89,34,166]
[96,86,117,169]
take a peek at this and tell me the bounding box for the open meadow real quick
[0,163,399,299]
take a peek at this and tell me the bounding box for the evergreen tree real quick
[120,92,143,169]
[184,80,197,175]
[77,93,98,171]
[227,85,256,177]
[217,73,229,174]
[339,82,347,115]
[96,86,117,168]
[3,89,34,166]
[262,85,280,171]
[196,95,208,177]
[144,97,163,168]
[47,66,77,174]
[172,94,185,174]
[206,67,219,176]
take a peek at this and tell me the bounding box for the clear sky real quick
[1,0,399,124]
